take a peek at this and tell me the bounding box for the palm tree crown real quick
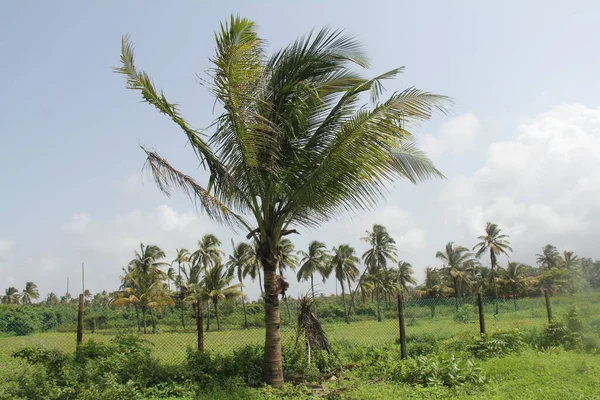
[536,245,560,270]
[297,240,330,297]
[362,224,398,272]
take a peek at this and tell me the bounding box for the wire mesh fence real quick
[1,291,600,374]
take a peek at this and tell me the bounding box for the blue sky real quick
[2,1,600,300]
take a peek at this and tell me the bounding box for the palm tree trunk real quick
[310,274,315,298]
[258,269,265,298]
[346,277,354,320]
[491,252,499,315]
[196,298,204,351]
[376,287,382,322]
[149,308,156,333]
[241,284,248,329]
[261,256,284,389]
[341,282,349,324]
[135,305,141,332]
[512,285,517,311]
[214,301,220,331]
[180,294,186,330]
[179,261,185,330]
[454,277,459,311]
[206,302,211,331]
[142,307,147,334]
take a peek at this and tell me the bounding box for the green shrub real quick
[404,333,441,356]
[0,307,42,335]
[470,329,527,359]
[453,304,474,324]
[12,346,69,380]
[401,353,486,387]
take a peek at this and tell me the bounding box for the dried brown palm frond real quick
[295,295,330,365]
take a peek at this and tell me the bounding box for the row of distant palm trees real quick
[1,282,39,305]
[109,221,515,331]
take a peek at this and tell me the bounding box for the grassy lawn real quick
[338,350,600,400]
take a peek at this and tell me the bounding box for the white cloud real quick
[63,213,91,233]
[439,103,600,263]
[421,113,481,159]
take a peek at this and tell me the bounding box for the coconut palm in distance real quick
[116,16,447,386]
[201,263,244,331]
[114,243,171,333]
[473,222,512,314]
[536,245,560,270]
[397,261,417,293]
[330,244,360,324]
[2,287,19,304]
[297,241,330,298]
[436,242,478,311]
[415,268,448,318]
[500,262,525,311]
[561,251,580,270]
[361,224,398,321]
[172,248,191,329]
[20,282,40,305]
[45,292,59,305]
[227,240,255,328]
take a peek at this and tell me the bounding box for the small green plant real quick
[470,329,527,359]
[402,353,486,387]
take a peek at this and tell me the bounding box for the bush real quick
[0,307,41,336]
[470,329,527,359]
[454,304,474,324]
[12,347,69,380]
[401,353,486,387]
[404,333,441,356]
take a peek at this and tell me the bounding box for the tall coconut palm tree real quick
[562,251,579,270]
[415,267,448,318]
[473,222,512,314]
[117,243,170,333]
[45,292,59,306]
[277,238,298,276]
[189,234,224,331]
[361,224,398,319]
[192,234,224,271]
[330,244,360,324]
[201,264,244,331]
[227,240,254,328]
[172,248,191,329]
[2,287,19,304]
[117,16,447,386]
[499,262,525,311]
[20,282,40,305]
[536,245,560,270]
[436,242,477,310]
[297,241,330,298]
[397,261,417,293]
[361,224,398,272]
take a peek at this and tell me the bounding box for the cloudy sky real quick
[2,1,600,301]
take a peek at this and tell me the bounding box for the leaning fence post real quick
[544,289,553,323]
[477,293,486,335]
[397,292,407,359]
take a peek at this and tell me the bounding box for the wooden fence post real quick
[544,289,553,323]
[397,293,407,359]
[477,293,486,335]
[77,294,84,345]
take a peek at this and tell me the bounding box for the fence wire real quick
[1,291,599,372]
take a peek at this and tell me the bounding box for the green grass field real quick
[2,293,599,376]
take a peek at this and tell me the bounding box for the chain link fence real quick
[2,291,600,374]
